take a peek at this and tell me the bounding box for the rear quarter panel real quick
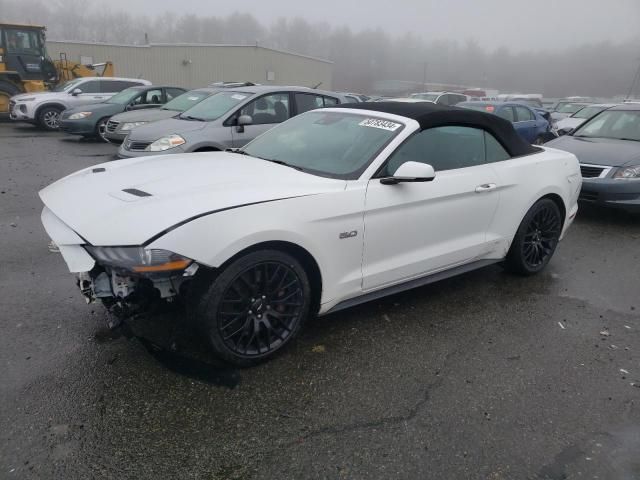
[487,147,581,257]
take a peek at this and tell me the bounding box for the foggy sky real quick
[107,0,640,51]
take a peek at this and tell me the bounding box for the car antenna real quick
[312,82,323,89]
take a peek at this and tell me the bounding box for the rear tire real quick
[504,198,562,276]
[37,105,62,131]
[194,250,311,367]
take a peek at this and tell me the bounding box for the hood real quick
[39,152,345,246]
[545,135,640,167]
[125,117,208,142]
[12,91,68,102]
[109,108,178,124]
[63,102,123,117]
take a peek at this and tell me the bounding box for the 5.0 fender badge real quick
[339,230,358,239]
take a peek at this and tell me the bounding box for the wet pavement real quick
[1,122,639,479]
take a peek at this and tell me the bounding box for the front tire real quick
[37,105,62,131]
[194,250,311,366]
[504,198,562,276]
[96,117,110,142]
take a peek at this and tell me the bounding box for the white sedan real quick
[40,102,581,366]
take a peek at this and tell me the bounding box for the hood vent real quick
[122,188,152,197]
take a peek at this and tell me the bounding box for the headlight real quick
[85,246,192,273]
[120,121,148,131]
[68,111,92,120]
[145,134,186,152]
[613,165,640,180]
[18,97,36,102]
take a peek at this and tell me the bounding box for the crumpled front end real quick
[41,206,199,326]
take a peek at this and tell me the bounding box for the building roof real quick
[336,101,538,157]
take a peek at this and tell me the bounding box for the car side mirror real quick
[236,114,252,133]
[380,161,436,185]
[71,88,82,96]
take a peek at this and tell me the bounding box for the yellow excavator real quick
[0,23,114,115]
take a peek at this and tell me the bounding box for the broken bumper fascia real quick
[76,262,199,305]
[41,206,199,315]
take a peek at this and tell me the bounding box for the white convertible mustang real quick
[40,102,581,365]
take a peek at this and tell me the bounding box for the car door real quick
[70,80,105,107]
[362,126,500,290]
[514,105,537,143]
[231,92,291,148]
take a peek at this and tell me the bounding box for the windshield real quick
[5,28,44,55]
[162,90,210,112]
[180,91,251,121]
[410,93,439,102]
[106,88,141,105]
[242,111,404,179]
[573,110,640,141]
[572,105,608,119]
[557,103,588,114]
[51,78,84,92]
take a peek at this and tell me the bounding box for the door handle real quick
[475,183,497,193]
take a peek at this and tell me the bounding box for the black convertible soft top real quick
[335,101,539,157]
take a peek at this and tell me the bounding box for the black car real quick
[546,104,640,213]
[59,85,186,141]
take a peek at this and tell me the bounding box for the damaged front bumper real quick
[41,206,200,326]
[77,262,199,304]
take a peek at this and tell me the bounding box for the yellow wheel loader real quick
[0,23,114,116]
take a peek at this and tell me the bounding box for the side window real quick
[166,88,184,101]
[294,93,325,114]
[515,106,534,122]
[448,94,465,106]
[138,89,163,105]
[239,92,290,125]
[382,126,486,176]
[484,132,511,163]
[101,80,138,93]
[77,80,100,94]
[436,95,448,105]
[497,106,515,122]
[324,96,339,106]
[343,96,359,103]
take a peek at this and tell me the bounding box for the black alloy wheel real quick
[505,198,562,275]
[196,250,311,366]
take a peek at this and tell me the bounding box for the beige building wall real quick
[46,41,333,90]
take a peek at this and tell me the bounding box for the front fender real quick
[147,189,366,306]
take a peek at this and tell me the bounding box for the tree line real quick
[2,0,638,97]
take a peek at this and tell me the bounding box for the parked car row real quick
[9,79,359,152]
[10,77,151,130]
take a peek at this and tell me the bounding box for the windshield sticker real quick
[359,118,401,131]
[231,94,248,100]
